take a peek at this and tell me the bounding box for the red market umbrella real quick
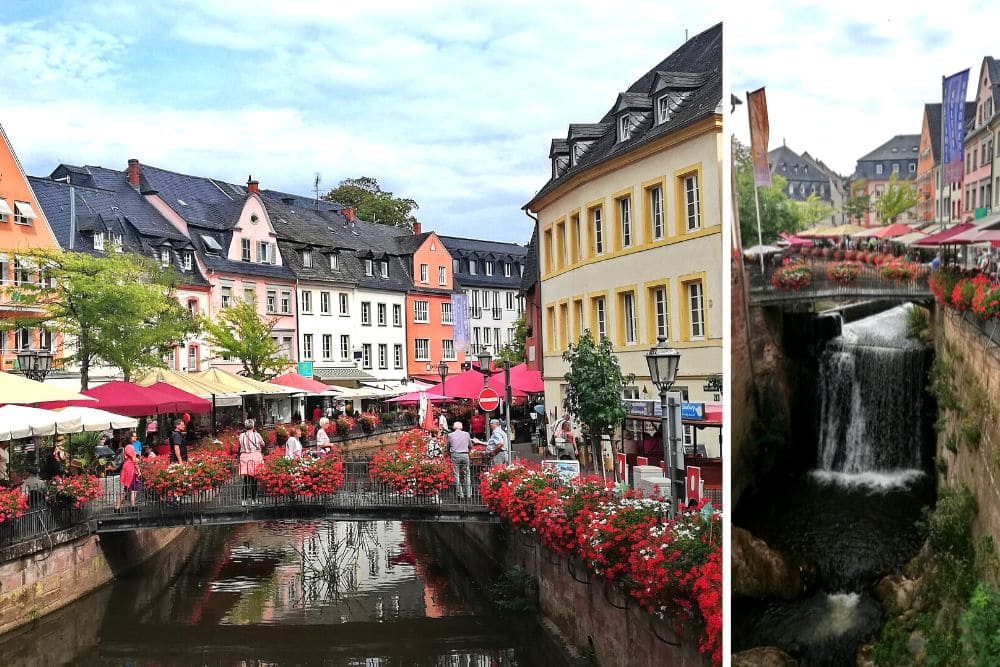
[870,223,913,239]
[147,382,212,414]
[269,372,336,394]
[487,363,542,396]
[40,381,177,416]
[914,223,976,245]
[421,369,499,400]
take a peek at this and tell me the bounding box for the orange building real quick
[399,226,467,382]
[0,124,62,371]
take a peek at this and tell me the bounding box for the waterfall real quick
[816,304,925,475]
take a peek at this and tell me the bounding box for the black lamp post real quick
[17,348,54,383]
[437,360,449,396]
[645,335,681,517]
[476,348,492,389]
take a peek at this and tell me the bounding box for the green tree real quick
[495,316,527,366]
[797,192,835,227]
[202,300,290,380]
[734,139,803,246]
[562,331,635,452]
[6,249,197,389]
[875,174,919,224]
[323,176,419,230]
[843,193,871,223]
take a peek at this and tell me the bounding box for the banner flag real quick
[747,87,771,186]
[452,292,469,350]
[942,69,970,185]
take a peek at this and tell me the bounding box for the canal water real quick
[735,304,935,665]
[0,520,558,666]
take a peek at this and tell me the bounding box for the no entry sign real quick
[477,387,501,412]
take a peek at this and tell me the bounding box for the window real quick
[682,173,701,231]
[413,300,429,322]
[160,249,171,268]
[362,343,372,369]
[686,280,706,340]
[221,285,233,309]
[258,241,269,264]
[322,334,332,360]
[320,291,331,314]
[909,163,916,174]
[619,196,632,248]
[303,334,313,360]
[892,163,900,174]
[442,339,456,360]
[876,163,884,175]
[340,335,350,361]
[37,330,52,352]
[183,252,193,271]
[438,265,446,284]
[187,298,198,316]
[504,262,512,277]
[244,285,256,303]
[592,206,604,255]
[365,259,373,276]
[441,301,453,324]
[594,296,607,340]
[361,301,371,326]
[301,290,312,313]
[393,303,402,326]
[650,286,669,340]
[0,199,8,223]
[266,290,276,313]
[15,328,30,350]
[339,293,349,315]
[469,259,477,275]
[414,338,430,361]
[0,254,6,285]
[619,291,637,344]
[377,302,387,326]
[649,186,664,240]
[330,253,339,270]
[571,213,582,262]
[281,291,291,314]
[92,231,105,251]
[13,201,35,225]
[483,327,492,346]
[378,343,388,369]
[453,258,460,274]
[241,239,251,261]
[618,114,632,142]
[394,344,403,368]
[485,261,494,276]
[420,263,429,283]
[13,257,31,286]
[657,95,672,123]
[303,250,312,268]
[506,292,515,310]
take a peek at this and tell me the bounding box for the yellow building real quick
[524,23,722,437]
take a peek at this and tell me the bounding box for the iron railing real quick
[746,257,933,304]
[0,503,85,549]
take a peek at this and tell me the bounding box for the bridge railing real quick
[0,503,86,551]
[746,257,932,302]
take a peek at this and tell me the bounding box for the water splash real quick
[809,469,927,492]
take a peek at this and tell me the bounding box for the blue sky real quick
[729,0,1000,178]
[0,1,721,243]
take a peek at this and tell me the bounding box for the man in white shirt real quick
[438,410,449,434]
[484,419,510,466]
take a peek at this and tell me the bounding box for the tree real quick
[734,139,803,246]
[495,316,527,366]
[875,174,919,224]
[844,194,871,223]
[202,300,290,380]
[323,176,419,230]
[797,193,836,227]
[6,249,198,389]
[562,332,635,454]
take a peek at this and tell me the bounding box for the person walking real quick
[447,421,473,499]
[128,431,143,459]
[482,418,510,466]
[312,405,322,423]
[238,419,265,505]
[115,445,141,513]
[315,417,331,452]
[470,410,486,439]
[285,427,303,459]
[438,409,449,434]
[170,420,188,463]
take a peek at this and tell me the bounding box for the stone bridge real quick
[746,258,933,306]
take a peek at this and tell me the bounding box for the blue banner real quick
[452,292,469,351]
[942,69,970,185]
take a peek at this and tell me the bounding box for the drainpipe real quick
[68,186,76,250]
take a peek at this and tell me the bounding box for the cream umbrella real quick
[0,405,83,437]
[0,372,96,405]
[55,406,138,432]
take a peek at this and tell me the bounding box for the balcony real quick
[491,307,502,320]
[469,306,483,319]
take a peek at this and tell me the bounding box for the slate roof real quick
[438,234,527,289]
[519,226,539,295]
[188,224,295,281]
[767,145,830,185]
[525,22,721,210]
[857,135,921,163]
[138,165,245,231]
[313,366,377,381]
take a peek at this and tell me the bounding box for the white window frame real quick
[281,291,291,314]
[241,238,251,262]
[361,301,371,326]
[413,300,429,323]
[875,163,884,175]
[596,297,607,340]
[394,344,403,369]
[620,196,632,247]
[94,231,105,251]
[301,290,313,314]
[339,293,349,316]
[485,261,494,276]
[266,290,277,313]
[618,114,631,142]
[380,260,388,278]
[183,252,193,271]
[657,95,670,124]
[377,302,387,326]
[362,343,372,369]
[322,334,332,360]
[320,291,331,315]
[684,174,701,231]
[378,343,388,369]
[687,281,705,340]
[330,253,339,270]
[221,285,233,309]
[340,335,350,361]
[303,334,313,360]
[13,202,34,225]
[441,301,453,324]
[414,338,430,361]
[623,292,636,344]
[257,241,269,264]
[504,262,512,277]
[393,303,402,327]
[442,339,456,360]
[592,207,604,254]
[469,260,477,276]
[650,186,664,240]
[654,287,668,339]
[303,250,312,268]
[160,249,171,268]
[364,259,373,276]
[420,263,429,283]
[438,265,446,285]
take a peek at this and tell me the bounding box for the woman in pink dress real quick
[238,419,266,504]
[115,444,141,512]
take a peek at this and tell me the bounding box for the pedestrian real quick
[128,431,143,459]
[115,444,141,513]
[555,418,577,460]
[0,442,9,487]
[438,409,449,434]
[238,419,265,504]
[19,466,45,506]
[285,426,303,459]
[470,410,486,439]
[313,405,322,423]
[315,417,331,451]
[642,427,662,460]
[170,419,188,463]
[447,421,473,499]
[482,418,510,466]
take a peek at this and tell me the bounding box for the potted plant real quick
[370,441,453,496]
[334,414,356,438]
[45,474,103,511]
[257,450,345,497]
[359,412,381,434]
[0,487,28,524]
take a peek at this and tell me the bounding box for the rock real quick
[732,526,815,600]
[903,542,933,579]
[732,646,798,666]
[907,629,926,664]
[856,642,874,667]
[874,574,918,612]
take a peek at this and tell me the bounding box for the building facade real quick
[525,23,723,421]
[518,228,543,372]
[849,134,921,225]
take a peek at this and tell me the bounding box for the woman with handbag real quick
[238,419,266,505]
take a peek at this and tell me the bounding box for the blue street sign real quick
[681,402,705,420]
[297,361,314,377]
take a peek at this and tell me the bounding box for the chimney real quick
[412,221,422,234]
[127,159,141,189]
[343,207,355,223]
[247,176,260,194]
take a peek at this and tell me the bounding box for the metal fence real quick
[746,258,932,304]
[0,504,85,549]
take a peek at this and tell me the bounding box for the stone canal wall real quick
[935,310,1000,552]
[443,522,705,666]
[0,526,189,637]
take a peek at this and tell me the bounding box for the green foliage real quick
[201,300,290,380]
[960,583,1000,665]
[734,139,804,245]
[962,417,983,450]
[322,176,418,229]
[844,193,872,223]
[937,456,948,477]
[929,357,959,412]
[797,192,836,227]
[562,331,634,441]
[495,316,527,366]
[875,173,919,224]
[906,305,931,341]
[5,249,197,388]
[923,486,977,565]
[490,565,538,613]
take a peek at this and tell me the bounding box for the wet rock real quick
[874,574,918,612]
[733,526,815,600]
[732,646,798,666]
[856,642,874,667]
[903,542,932,579]
[907,629,926,664]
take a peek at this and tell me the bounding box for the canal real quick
[0,520,560,666]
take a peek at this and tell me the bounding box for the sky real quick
[0,1,721,244]
[729,0,1000,178]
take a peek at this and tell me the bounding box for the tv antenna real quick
[313,172,322,209]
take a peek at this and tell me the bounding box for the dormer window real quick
[655,90,692,125]
[94,231,105,251]
[241,239,251,262]
[303,250,312,268]
[380,260,388,278]
[618,115,632,142]
[330,253,339,271]
[183,252,193,271]
[114,234,124,252]
[364,259,373,276]
[469,259,477,276]
[160,249,171,268]
[504,262,512,277]
[485,261,494,276]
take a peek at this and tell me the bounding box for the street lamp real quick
[437,360,449,396]
[476,348,492,389]
[645,335,681,517]
[17,348,54,383]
